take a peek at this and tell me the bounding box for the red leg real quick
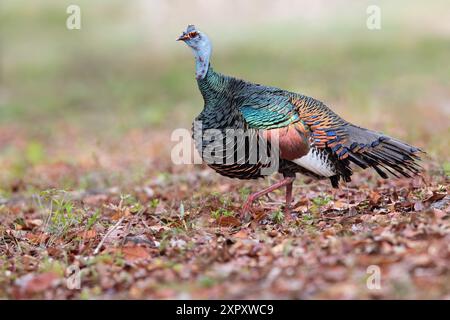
[284,180,293,214]
[241,176,295,218]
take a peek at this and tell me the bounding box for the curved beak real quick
[177,34,190,41]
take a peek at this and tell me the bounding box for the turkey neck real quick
[196,67,245,130]
[197,66,227,101]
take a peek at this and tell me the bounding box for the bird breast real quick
[262,122,310,161]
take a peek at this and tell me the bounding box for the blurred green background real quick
[0,0,449,189]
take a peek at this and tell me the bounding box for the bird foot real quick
[283,206,291,215]
[240,195,256,221]
[239,176,296,222]
[283,205,294,221]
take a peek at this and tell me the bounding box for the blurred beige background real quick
[0,0,449,187]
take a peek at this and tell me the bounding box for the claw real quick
[283,204,293,221]
[240,196,256,221]
[238,176,296,222]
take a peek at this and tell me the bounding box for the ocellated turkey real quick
[177,25,423,219]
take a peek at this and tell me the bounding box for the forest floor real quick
[0,127,448,299]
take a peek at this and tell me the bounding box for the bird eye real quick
[188,31,198,38]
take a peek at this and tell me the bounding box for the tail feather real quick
[341,125,423,180]
[288,96,423,183]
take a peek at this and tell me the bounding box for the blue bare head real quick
[177,25,212,80]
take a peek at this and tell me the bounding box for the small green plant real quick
[156,172,170,184]
[178,201,190,231]
[358,200,369,210]
[301,213,314,225]
[211,208,234,219]
[113,253,126,267]
[86,209,100,230]
[219,196,231,206]
[412,189,426,201]
[443,162,450,178]
[271,210,284,224]
[179,202,185,218]
[310,194,333,215]
[150,198,160,208]
[198,276,217,288]
[120,194,143,213]
[39,190,84,237]
[210,191,220,197]
[239,187,251,200]
[49,199,80,234]
[311,195,333,207]
[38,257,66,276]
[86,253,113,266]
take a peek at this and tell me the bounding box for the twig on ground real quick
[93,216,125,255]
[120,207,146,246]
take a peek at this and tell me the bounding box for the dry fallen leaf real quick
[333,200,347,210]
[119,245,151,263]
[76,229,97,240]
[369,191,382,206]
[233,229,249,239]
[424,192,446,205]
[217,216,241,227]
[26,219,43,228]
[293,197,309,208]
[25,232,49,245]
[17,272,60,294]
[112,207,131,221]
[83,194,109,206]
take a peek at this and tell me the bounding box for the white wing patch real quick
[293,148,335,177]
